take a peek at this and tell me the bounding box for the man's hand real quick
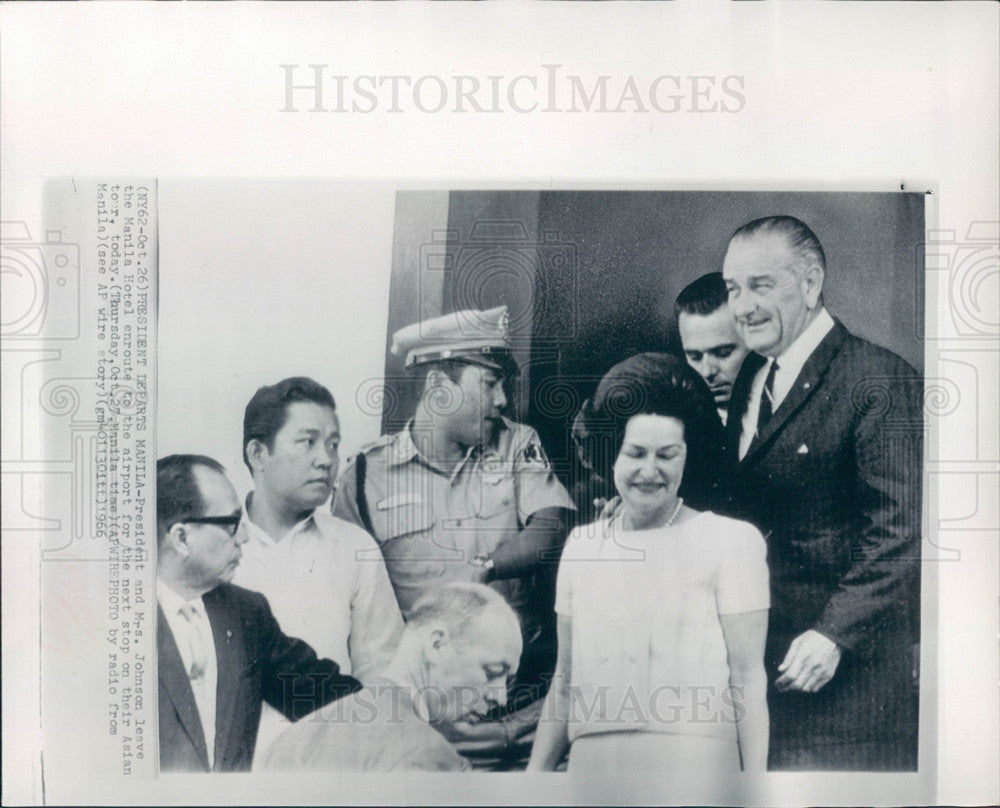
[464,556,493,585]
[442,702,540,753]
[775,630,842,693]
[598,495,621,520]
[440,716,509,753]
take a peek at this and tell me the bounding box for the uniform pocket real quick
[374,501,435,542]
[376,504,448,585]
[474,474,517,521]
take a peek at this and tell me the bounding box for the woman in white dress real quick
[528,354,769,775]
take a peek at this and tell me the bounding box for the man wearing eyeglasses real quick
[156,454,361,773]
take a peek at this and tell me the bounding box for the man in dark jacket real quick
[156,454,360,772]
[722,215,921,771]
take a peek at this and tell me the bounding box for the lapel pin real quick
[797,444,809,454]
[226,630,233,641]
[803,382,811,389]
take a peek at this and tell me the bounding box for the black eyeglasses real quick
[182,515,243,536]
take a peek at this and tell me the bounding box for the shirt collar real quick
[388,418,510,469]
[773,307,835,378]
[156,577,203,615]
[387,423,421,468]
[242,491,317,546]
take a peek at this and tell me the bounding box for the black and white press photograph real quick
[145,186,927,780]
[3,4,997,804]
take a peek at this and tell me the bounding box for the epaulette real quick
[343,434,394,468]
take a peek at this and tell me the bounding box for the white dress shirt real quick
[739,307,835,460]
[233,497,403,762]
[157,578,218,767]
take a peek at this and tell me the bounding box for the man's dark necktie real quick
[756,360,779,436]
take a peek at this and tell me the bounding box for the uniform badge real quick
[481,451,503,476]
[523,442,548,466]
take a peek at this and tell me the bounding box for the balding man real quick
[156,454,360,772]
[722,216,921,770]
[262,583,523,772]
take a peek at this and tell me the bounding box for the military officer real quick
[333,305,575,765]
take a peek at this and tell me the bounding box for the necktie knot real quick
[178,603,209,681]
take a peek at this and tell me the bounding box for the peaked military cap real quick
[390,305,518,373]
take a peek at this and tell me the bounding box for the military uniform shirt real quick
[333,417,575,622]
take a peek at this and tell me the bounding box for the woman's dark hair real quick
[580,353,725,510]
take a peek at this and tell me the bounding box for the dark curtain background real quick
[384,190,925,489]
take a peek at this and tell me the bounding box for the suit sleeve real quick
[489,507,569,579]
[813,363,922,653]
[255,592,362,720]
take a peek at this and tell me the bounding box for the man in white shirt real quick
[721,215,921,770]
[156,454,359,772]
[233,377,403,758]
[675,271,754,426]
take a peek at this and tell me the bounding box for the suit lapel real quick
[203,586,241,771]
[742,320,848,464]
[157,606,210,770]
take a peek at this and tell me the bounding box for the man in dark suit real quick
[722,216,921,770]
[156,454,361,773]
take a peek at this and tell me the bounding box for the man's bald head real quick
[407,583,522,725]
